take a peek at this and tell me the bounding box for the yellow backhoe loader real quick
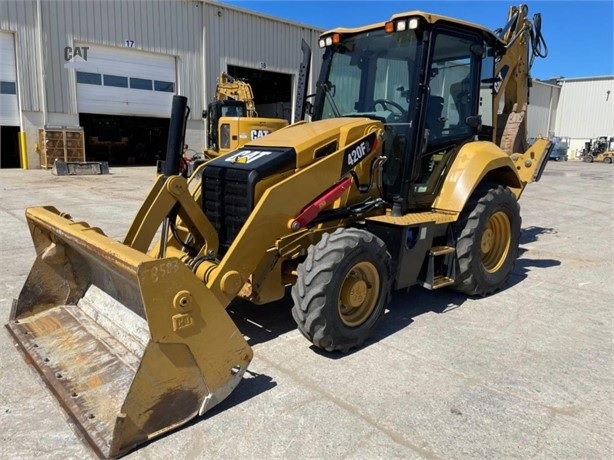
[7,4,551,458]
[201,72,289,158]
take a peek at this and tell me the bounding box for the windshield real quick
[315,29,420,123]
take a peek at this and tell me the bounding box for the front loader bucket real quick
[6,206,252,458]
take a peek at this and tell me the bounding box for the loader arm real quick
[205,124,383,303]
[123,173,219,257]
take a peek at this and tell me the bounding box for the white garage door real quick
[73,44,176,117]
[0,31,19,126]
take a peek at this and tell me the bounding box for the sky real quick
[217,0,614,81]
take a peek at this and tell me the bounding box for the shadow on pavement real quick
[520,225,556,244]
[227,225,561,357]
[187,224,564,422]
[228,292,295,348]
[205,368,278,417]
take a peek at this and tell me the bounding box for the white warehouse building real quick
[1,0,612,168]
[0,0,323,168]
[527,76,614,156]
[553,76,614,155]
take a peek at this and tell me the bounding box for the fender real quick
[432,141,522,214]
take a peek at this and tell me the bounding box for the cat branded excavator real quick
[7,4,550,458]
[202,72,288,157]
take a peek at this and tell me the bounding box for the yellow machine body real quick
[6,4,552,457]
[213,115,289,156]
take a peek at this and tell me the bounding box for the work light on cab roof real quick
[390,17,420,32]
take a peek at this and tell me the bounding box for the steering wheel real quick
[373,99,407,120]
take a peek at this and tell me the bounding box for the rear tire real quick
[604,157,612,164]
[451,185,521,296]
[291,228,392,352]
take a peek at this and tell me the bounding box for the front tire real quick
[291,228,392,352]
[604,157,612,164]
[451,185,521,296]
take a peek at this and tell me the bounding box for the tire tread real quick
[291,228,391,352]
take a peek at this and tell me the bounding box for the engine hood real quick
[241,117,383,169]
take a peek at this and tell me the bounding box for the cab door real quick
[407,28,485,208]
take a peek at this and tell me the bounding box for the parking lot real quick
[0,160,612,459]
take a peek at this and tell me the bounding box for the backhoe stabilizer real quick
[6,206,252,458]
[512,137,553,192]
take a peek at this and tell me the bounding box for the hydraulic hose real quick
[529,13,548,69]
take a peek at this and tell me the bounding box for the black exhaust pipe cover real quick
[164,95,189,177]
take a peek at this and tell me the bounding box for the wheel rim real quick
[480,211,511,273]
[338,261,380,327]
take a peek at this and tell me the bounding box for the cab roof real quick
[322,10,506,48]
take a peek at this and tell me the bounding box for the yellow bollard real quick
[18,131,29,169]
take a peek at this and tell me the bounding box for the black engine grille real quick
[201,146,297,256]
[202,166,252,255]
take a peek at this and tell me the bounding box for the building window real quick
[0,81,17,94]
[104,74,128,88]
[76,72,102,85]
[75,73,173,92]
[154,80,175,92]
[130,77,152,90]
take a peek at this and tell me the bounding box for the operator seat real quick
[426,95,445,140]
[450,77,472,133]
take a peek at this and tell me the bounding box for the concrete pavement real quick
[0,161,612,459]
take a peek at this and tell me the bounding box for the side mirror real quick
[202,109,208,119]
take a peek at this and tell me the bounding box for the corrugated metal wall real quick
[555,77,614,138]
[1,0,323,123]
[203,2,323,120]
[0,0,41,111]
[42,0,203,116]
[1,0,203,116]
[527,80,560,139]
